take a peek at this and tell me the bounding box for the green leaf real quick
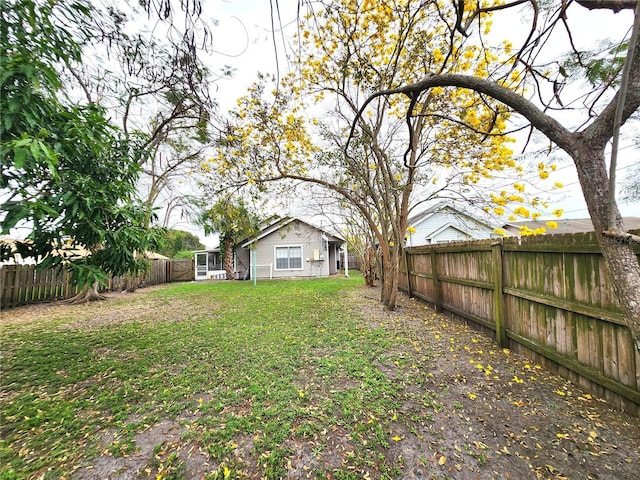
[13,147,26,169]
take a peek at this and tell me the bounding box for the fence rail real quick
[0,259,194,310]
[400,231,640,416]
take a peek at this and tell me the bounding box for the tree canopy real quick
[157,229,205,258]
[348,0,640,348]
[1,0,160,299]
[201,0,554,309]
[60,1,220,228]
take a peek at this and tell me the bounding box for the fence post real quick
[430,249,442,312]
[492,239,507,348]
[13,264,22,307]
[404,249,413,298]
[65,271,72,300]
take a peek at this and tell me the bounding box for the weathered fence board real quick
[1,259,194,310]
[401,231,640,416]
[168,259,194,282]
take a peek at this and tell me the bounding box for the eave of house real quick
[241,217,297,248]
[408,201,497,232]
[426,223,472,242]
[240,217,345,249]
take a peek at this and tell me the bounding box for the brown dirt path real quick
[354,286,640,480]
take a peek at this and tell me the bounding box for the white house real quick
[405,202,500,246]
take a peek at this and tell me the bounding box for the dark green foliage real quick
[0,0,159,288]
[200,197,261,252]
[200,197,261,279]
[157,229,205,258]
[173,249,197,259]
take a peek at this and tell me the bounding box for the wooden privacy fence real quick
[0,259,194,310]
[400,232,640,416]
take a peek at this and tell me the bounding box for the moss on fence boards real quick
[402,231,640,416]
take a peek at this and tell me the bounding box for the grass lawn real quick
[1,275,411,479]
[1,274,639,480]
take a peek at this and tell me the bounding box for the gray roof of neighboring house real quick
[503,217,640,235]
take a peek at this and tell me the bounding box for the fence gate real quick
[168,260,194,282]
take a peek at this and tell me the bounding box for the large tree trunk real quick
[223,237,235,280]
[67,282,106,304]
[573,141,640,351]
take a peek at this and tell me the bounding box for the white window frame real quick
[274,245,304,271]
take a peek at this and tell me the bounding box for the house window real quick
[275,246,302,270]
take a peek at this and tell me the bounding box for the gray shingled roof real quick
[503,217,640,235]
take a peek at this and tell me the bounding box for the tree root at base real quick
[66,290,108,304]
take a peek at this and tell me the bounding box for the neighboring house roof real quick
[406,201,499,245]
[503,216,640,235]
[0,238,36,264]
[0,238,90,263]
[145,252,170,260]
[241,217,344,248]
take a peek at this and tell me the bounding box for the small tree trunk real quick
[223,237,235,280]
[379,244,400,310]
[67,281,106,304]
[363,246,376,287]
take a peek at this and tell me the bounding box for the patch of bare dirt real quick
[352,287,640,480]
[1,284,220,331]
[285,426,353,478]
[73,419,212,480]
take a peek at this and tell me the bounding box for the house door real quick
[195,252,208,280]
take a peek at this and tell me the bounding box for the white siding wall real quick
[407,211,448,246]
[406,207,496,246]
[253,220,329,278]
[431,226,471,243]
